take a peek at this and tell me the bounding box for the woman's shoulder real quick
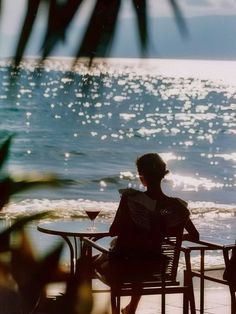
[119,188,141,197]
[163,197,190,228]
[165,196,190,217]
[119,188,156,209]
[166,197,188,209]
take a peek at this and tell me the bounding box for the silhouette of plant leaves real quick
[11,231,63,314]
[75,0,121,64]
[9,0,188,70]
[0,232,10,252]
[41,0,83,59]
[0,135,14,171]
[0,212,50,253]
[0,212,49,254]
[0,211,49,236]
[168,0,188,37]
[13,0,41,67]
[0,175,61,211]
[132,0,148,55]
[0,177,12,210]
[56,255,93,314]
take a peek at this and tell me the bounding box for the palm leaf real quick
[0,175,61,210]
[58,255,93,314]
[75,0,121,64]
[41,0,83,59]
[0,232,10,252]
[0,212,50,236]
[132,0,148,55]
[11,232,63,314]
[0,212,50,252]
[168,0,188,37]
[13,0,41,66]
[9,0,189,69]
[0,135,14,171]
[10,174,62,194]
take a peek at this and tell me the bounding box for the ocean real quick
[0,57,235,268]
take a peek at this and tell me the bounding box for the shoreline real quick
[1,56,236,85]
[1,198,236,219]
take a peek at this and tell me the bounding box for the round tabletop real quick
[37,220,110,237]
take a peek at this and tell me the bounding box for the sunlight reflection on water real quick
[1,58,235,204]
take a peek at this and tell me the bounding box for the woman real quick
[96,153,199,314]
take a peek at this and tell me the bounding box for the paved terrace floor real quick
[47,280,232,314]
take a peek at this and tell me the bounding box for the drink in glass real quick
[84,208,100,231]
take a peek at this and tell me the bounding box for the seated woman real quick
[95,153,199,314]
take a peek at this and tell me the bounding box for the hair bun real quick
[136,153,168,180]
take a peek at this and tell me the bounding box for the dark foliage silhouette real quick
[8,0,187,67]
[0,135,94,314]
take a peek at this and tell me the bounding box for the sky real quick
[0,0,236,59]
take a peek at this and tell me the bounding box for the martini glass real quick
[84,208,101,231]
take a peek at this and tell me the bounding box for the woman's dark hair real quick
[136,153,169,184]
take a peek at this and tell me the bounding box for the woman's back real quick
[109,188,190,258]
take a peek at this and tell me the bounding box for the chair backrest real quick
[161,223,185,281]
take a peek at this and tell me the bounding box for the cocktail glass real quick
[84,208,101,231]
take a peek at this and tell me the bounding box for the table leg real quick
[73,236,79,261]
[62,236,75,275]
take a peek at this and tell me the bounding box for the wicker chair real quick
[83,224,196,314]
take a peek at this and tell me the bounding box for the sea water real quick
[0,58,235,268]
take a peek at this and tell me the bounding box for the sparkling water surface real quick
[0,58,235,267]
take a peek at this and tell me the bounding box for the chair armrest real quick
[83,237,109,254]
[223,243,236,250]
[181,240,235,276]
[182,239,225,251]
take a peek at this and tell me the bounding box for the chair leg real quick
[111,293,119,314]
[188,286,196,314]
[229,286,236,314]
[183,270,196,314]
[160,289,165,314]
[161,266,166,314]
[117,295,121,314]
[183,270,189,314]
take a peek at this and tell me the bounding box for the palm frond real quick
[75,0,121,64]
[13,0,41,66]
[0,135,14,171]
[0,212,50,236]
[9,0,188,67]
[11,233,63,314]
[41,0,83,59]
[168,0,188,37]
[61,255,93,314]
[132,0,148,55]
[0,175,62,210]
[0,212,50,252]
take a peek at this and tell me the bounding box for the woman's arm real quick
[183,218,199,241]
[174,198,199,241]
